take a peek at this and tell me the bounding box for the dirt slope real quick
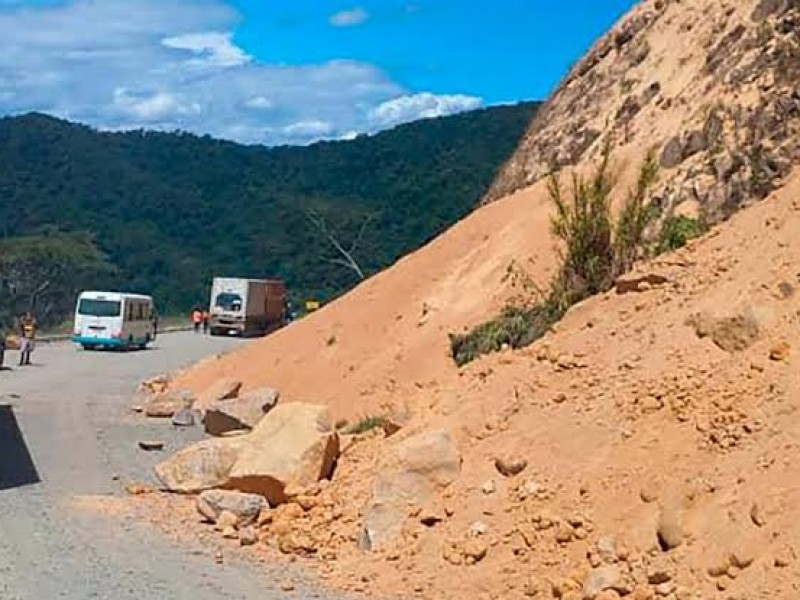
[164,0,800,598]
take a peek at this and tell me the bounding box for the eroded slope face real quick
[488,0,800,226]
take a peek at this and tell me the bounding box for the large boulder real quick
[195,378,242,414]
[688,305,773,352]
[362,429,461,551]
[144,389,196,418]
[203,387,279,436]
[225,403,339,505]
[154,436,246,493]
[196,489,266,526]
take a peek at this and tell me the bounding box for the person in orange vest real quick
[191,307,203,333]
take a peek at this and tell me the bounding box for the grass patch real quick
[658,215,705,252]
[451,145,669,366]
[346,416,387,435]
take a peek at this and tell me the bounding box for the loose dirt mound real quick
[161,1,800,598]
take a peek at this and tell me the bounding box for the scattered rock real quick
[216,510,239,531]
[583,564,623,599]
[155,436,247,493]
[171,408,196,427]
[615,273,669,294]
[555,522,574,544]
[660,137,684,169]
[640,484,659,504]
[463,537,488,564]
[646,558,673,584]
[688,306,770,352]
[597,536,617,563]
[140,374,169,394]
[750,502,766,527]
[774,546,794,567]
[656,503,684,551]
[468,521,488,537]
[195,378,242,414]
[221,525,238,539]
[482,479,497,495]
[138,440,165,451]
[419,503,447,527]
[363,429,461,551]
[203,387,278,436]
[238,526,258,546]
[769,341,790,361]
[729,547,755,569]
[144,389,196,418]
[495,455,528,477]
[125,483,155,495]
[196,489,267,525]
[225,403,339,505]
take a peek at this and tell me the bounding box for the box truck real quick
[208,278,287,337]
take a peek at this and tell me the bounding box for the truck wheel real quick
[209,327,222,336]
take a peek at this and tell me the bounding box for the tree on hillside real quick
[305,209,372,281]
[0,229,116,328]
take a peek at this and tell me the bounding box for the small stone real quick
[131,405,144,413]
[171,408,196,427]
[482,480,497,495]
[729,548,755,569]
[125,483,155,495]
[647,558,673,584]
[138,440,165,451]
[239,526,258,546]
[707,557,730,578]
[214,550,224,564]
[716,576,730,591]
[281,582,295,592]
[469,521,488,537]
[553,393,568,404]
[463,537,488,564]
[630,586,654,600]
[774,546,794,567]
[769,341,790,361]
[654,581,676,596]
[221,525,238,539]
[555,522,574,544]
[582,565,623,599]
[215,510,239,531]
[495,455,528,477]
[597,536,617,563]
[656,503,683,550]
[750,502,766,527]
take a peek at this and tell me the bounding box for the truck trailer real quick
[208,277,287,337]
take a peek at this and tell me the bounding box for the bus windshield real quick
[215,293,243,312]
[78,299,122,317]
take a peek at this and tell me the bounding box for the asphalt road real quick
[0,332,340,600]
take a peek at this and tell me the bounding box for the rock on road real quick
[0,332,342,600]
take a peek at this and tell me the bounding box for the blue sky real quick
[0,0,636,145]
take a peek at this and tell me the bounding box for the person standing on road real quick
[0,324,6,370]
[202,310,210,335]
[191,307,203,333]
[17,311,38,366]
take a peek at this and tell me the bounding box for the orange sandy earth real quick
[139,0,800,597]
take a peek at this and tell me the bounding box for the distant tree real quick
[0,228,115,328]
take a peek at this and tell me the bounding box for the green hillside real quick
[0,102,539,325]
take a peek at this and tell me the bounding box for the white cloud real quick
[245,96,274,110]
[283,119,333,139]
[329,7,369,28]
[162,31,250,68]
[369,93,482,128]
[0,0,482,145]
[113,88,201,120]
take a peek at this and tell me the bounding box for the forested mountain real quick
[0,102,539,324]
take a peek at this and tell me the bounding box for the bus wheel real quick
[82,344,95,351]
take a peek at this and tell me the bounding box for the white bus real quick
[72,291,156,350]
